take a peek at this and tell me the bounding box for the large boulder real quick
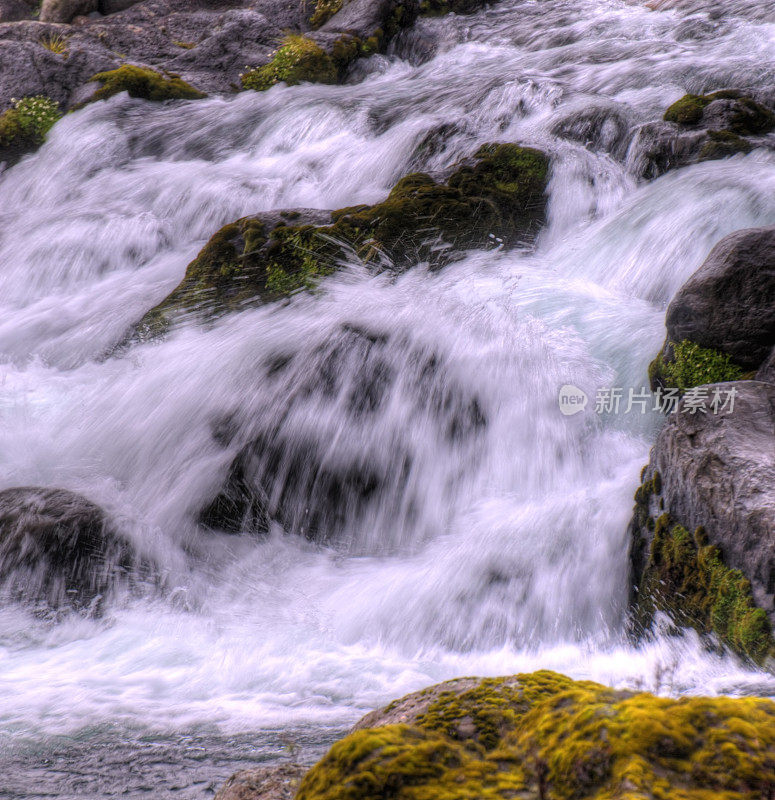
[648,227,775,393]
[628,381,775,664]
[0,486,142,610]
[294,671,775,799]
[629,90,775,178]
[134,144,549,335]
[665,227,775,369]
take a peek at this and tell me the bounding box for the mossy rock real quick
[0,96,61,167]
[297,670,775,799]
[664,90,775,135]
[134,144,549,334]
[88,65,206,103]
[633,508,775,664]
[648,339,745,393]
[308,0,343,28]
[698,129,754,161]
[241,35,338,91]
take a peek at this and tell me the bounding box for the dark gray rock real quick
[551,102,632,159]
[665,227,775,369]
[98,0,143,13]
[633,381,775,620]
[0,0,32,21]
[214,764,306,800]
[0,486,141,610]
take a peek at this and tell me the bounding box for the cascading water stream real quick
[1,0,775,796]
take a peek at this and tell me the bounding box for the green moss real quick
[297,671,775,800]
[309,0,344,28]
[699,130,754,161]
[89,65,206,102]
[664,90,775,135]
[135,144,549,334]
[664,93,713,126]
[636,514,775,664]
[649,340,744,392]
[0,96,61,149]
[241,35,338,91]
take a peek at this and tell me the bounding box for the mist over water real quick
[1,0,775,796]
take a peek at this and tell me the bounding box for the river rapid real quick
[1,0,775,796]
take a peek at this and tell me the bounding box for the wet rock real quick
[298,670,775,798]
[135,144,549,334]
[629,90,775,177]
[551,102,632,158]
[0,486,141,611]
[664,226,775,369]
[0,0,32,22]
[628,382,775,663]
[214,764,306,800]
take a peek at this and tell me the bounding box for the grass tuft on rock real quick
[297,670,775,799]
[89,65,206,102]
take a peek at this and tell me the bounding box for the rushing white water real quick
[1,0,775,796]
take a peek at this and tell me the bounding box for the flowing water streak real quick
[1,0,775,796]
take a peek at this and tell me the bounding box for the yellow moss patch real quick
[297,672,775,800]
[89,65,206,103]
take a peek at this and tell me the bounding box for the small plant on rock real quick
[39,32,68,55]
[0,96,61,148]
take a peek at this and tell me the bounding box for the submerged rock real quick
[135,144,549,334]
[629,90,775,177]
[214,764,306,800]
[628,382,775,664]
[294,670,775,799]
[199,325,486,543]
[0,486,142,611]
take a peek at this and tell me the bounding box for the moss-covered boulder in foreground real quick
[88,65,206,103]
[135,143,549,334]
[296,670,775,799]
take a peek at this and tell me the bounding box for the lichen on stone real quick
[648,339,745,392]
[241,35,338,91]
[296,670,775,799]
[89,65,206,102]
